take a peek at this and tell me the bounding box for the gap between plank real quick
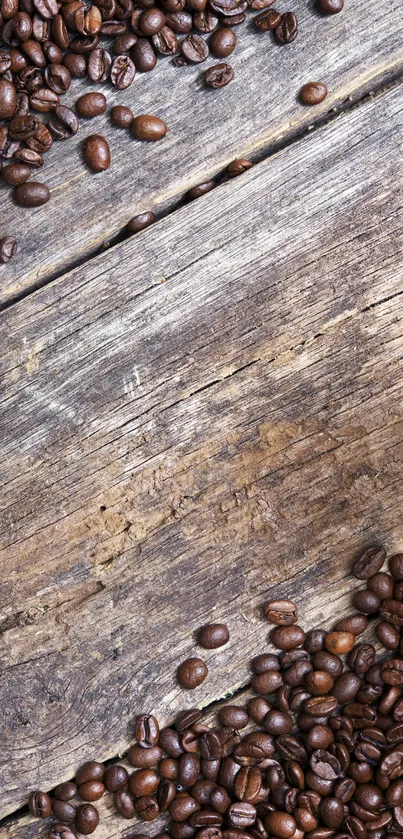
[0,67,402,317]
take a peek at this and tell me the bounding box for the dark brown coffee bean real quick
[197,623,229,648]
[264,710,293,735]
[109,54,135,87]
[254,8,281,29]
[271,625,305,650]
[247,697,272,724]
[83,133,110,171]
[306,724,334,749]
[135,795,159,821]
[110,104,133,129]
[165,9,192,30]
[252,670,284,695]
[104,765,129,792]
[63,53,87,77]
[310,749,341,780]
[380,598,403,625]
[12,11,32,40]
[128,768,159,796]
[333,615,368,635]
[79,781,105,802]
[135,714,160,747]
[204,61,234,87]
[29,792,52,818]
[131,113,167,142]
[348,644,376,674]
[49,825,77,839]
[160,727,184,757]
[353,546,386,579]
[218,706,249,729]
[389,554,403,581]
[9,114,38,140]
[0,79,17,118]
[332,672,361,703]
[76,92,107,118]
[1,162,30,185]
[14,180,49,206]
[193,10,218,31]
[210,786,231,812]
[352,590,381,615]
[128,743,162,767]
[376,620,399,649]
[88,47,111,80]
[264,600,298,625]
[265,811,297,838]
[319,798,344,830]
[312,651,343,676]
[189,810,223,828]
[53,782,77,801]
[233,743,266,767]
[114,789,136,818]
[45,63,71,92]
[130,37,157,70]
[274,11,297,43]
[30,88,59,112]
[48,105,79,139]
[316,0,343,12]
[181,33,209,62]
[52,14,69,48]
[156,778,176,812]
[174,709,203,732]
[15,147,43,167]
[209,26,236,55]
[138,5,166,33]
[170,794,201,821]
[381,659,403,685]
[52,800,76,822]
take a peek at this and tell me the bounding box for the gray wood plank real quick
[0,0,402,305]
[0,83,403,820]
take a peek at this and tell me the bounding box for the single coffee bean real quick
[54,782,78,801]
[348,643,376,674]
[131,38,157,71]
[274,11,297,43]
[304,629,327,652]
[152,25,179,53]
[127,212,156,232]
[209,26,236,56]
[45,63,71,93]
[49,825,77,839]
[181,33,209,62]
[83,134,110,172]
[353,547,386,579]
[111,54,136,87]
[28,791,52,818]
[111,104,133,128]
[52,800,76,823]
[210,785,231,812]
[198,623,230,648]
[128,743,162,767]
[325,631,355,654]
[306,724,334,749]
[316,0,343,12]
[114,789,136,818]
[264,709,293,735]
[369,572,394,599]
[218,706,249,729]
[48,105,79,139]
[88,48,111,81]
[30,88,59,112]
[312,650,343,676]
[0,80,17,119]
[332,672,362,703]
[1,162,30,185]
[247,697,272,724]
[135,795,160,821]
[14,181,50,206]
[79,781,105,802]
[265,811,297,838]
[376,620,399,649]
[204,62,234,87]
[352,589,381,614]
[76,762,105,786]
[160,727,185,756]
[333,615,368,636]
[227,159,253,177]
[252,670,283,694]
[129,768,160,796]
[254,8,281,30]
[63,52,87,77]
[193,11,218,33]
[104,765,129,791]
[264,600,298,625]
[159,757,179,779]
[132,113,167,141]
[170,794,201,821]
[175,709,203,731]
[389,554,403,581]
[139,5,166,33]
[136,713,160,747]
[270,625,305,650]
[299,82,328,105]
[165,10,193,31]
[381,659,403,685]
[76,91,107,117]
[157,778,177,811]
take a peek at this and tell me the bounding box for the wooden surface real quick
[1,80,403,826]
[0,0,403,305]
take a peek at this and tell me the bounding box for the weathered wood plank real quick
[0,0,403,304]
[1,84,403,820]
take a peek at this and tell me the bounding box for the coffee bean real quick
[54,782,78,801]
[110,54,136,87]
[30,87,59,112]
[76,91,107,117]
[251,653,280,674]
[135,795,160,820]
[299,81,328,105]
[181,33,209,61]
[226,158,253,177]
[271,625,305,650]
[264,601,298,626]
[88,47,111,81]
[198,623,229,648]
[64,52,87,77]
[352,546,386,580]
[48,105,79,139]
[49,826,77,839]
[131,38,157,70]
[131,114,167,141]
[193,10,218,32]
[165,10,192,31]
[273,11,297,43]
[128,743,162,767]
[170,794,201,820]
[129,768,160,797]
[333,614,368,635]
[332,672,362,703]
[110,104,133,129]
[0,81,17,120]
[135,713,160,748]
[1,162,30,185]
[45,63,71,92]
[254,9,281,30]
[316,0,343,12]
[52,800,76,822]
[209,26,236,56]
[187,180,215,199]
[218,706,249,729]
[83,133,110,171]
[104,765,129,791]
[352,589,381,614]
[14,181,49,206]
[114,789,136,818]
[204,62,233,87]
[325,631,355,654]
[381,659,403,685]
[312,650,343,676]
[376,620,399,650]
[28,791,52,818]
[265,811,297,838]
[252,669,284,694]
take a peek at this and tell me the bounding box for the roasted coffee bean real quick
[83,133,110,171]
[48,105,79,138]
[352,590,381,615]
[274,12,297,43]
[389,554,403,581]
[54,782,78,801]
[254,8,281,29]
[233,743,266,766]
[271,625,305,650]
[211,785,232,812]
[88,47,111,80]
[135,795,159,821]
[29,792,52,818]
[30,87,59,112]
[79,782,105,802]
[333,615,368,636]
[181,33,209,62]
[170,794,201,821]
[319,798,344,829]
[175,708,203,731]
[306,724,334,749]
[353,547,386,580]
[1,162,30,185]
[265,811,297,838]
[348,644,376,674]
[325,631,355,654]
[380,599,403,626]
[76,91,107,117]
[159,757,179,779]
[114,32,137,52]
[304,629,327,652]
[128,743,162,767]
[158,778,177,811]
[376,620,399,649]
[218,707,249,729]
[247,697,272,724]
[193,10,218,32]
[252,670,284,695]
[209,26,236,56]
[251,654,280,674]
[48,825,77,839]
[131,113,167,142]
[114,789,136,818]
[45,63,71,93]
[15,148,43,167]
[204,61,234,86]
[131,38,157,70]
[151,25,177,52]
[138,5,166,34]
[264,710,293,735]
[332,672,362,703]
[0,79,17,118]
[312,651,344,676]
[165,10,192,31]
[198,623,230,648]
[104,765,129,792]
[227,158,253,177]
[126,211,156,232]
[189,809,223,827]
[111,104,133,128]
[316,0,343,12]
[135,714,160,747]
[264,600,298,625]
[13,11,32,40]
[160,727,184,756]
[9,114,37,140]
[178,753,200,786]
[52,800,76,823]
[110,54,136,87]
[14,180,49,206]
[64,52,87,77]
[381,659,403,685]
[129,768,160,796]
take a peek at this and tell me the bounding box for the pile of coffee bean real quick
[27,545,403,839]
[0,0,344,261]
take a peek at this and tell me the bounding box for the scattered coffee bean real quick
[254,8,281,30]
[54,782,78,801]
[76,91,107,117]
[198,623,229,648]
[209,27,236,57]
[104,765,129,792]
[111,104,134,128]
[204,62,234,87]
[75,804,99,834]
[52,800,76,823]
[274,11,297,43]
[178,657,208,688]
[49,825,77,839]
[1,162,30,185]
[226,158,253,177]
[83,134,111,171]
[48,105,79,139]
[181,33,209,62]
[127,211,156,232]
[78,781,105,801]
[299,81,328,105]
[316,0,344,12]
[264,600,298,625]
[188,180,216,199]
[131,114,167,141]
[14,181,50,206]
[28,791,52,818]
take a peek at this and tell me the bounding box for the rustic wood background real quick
[0,0,402,305]
[1,74,403,838]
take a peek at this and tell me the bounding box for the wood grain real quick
[0,0,403,305]
[1,83,403,821]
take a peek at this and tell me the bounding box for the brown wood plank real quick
[1,0,403,305]
[1,83,403,821]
